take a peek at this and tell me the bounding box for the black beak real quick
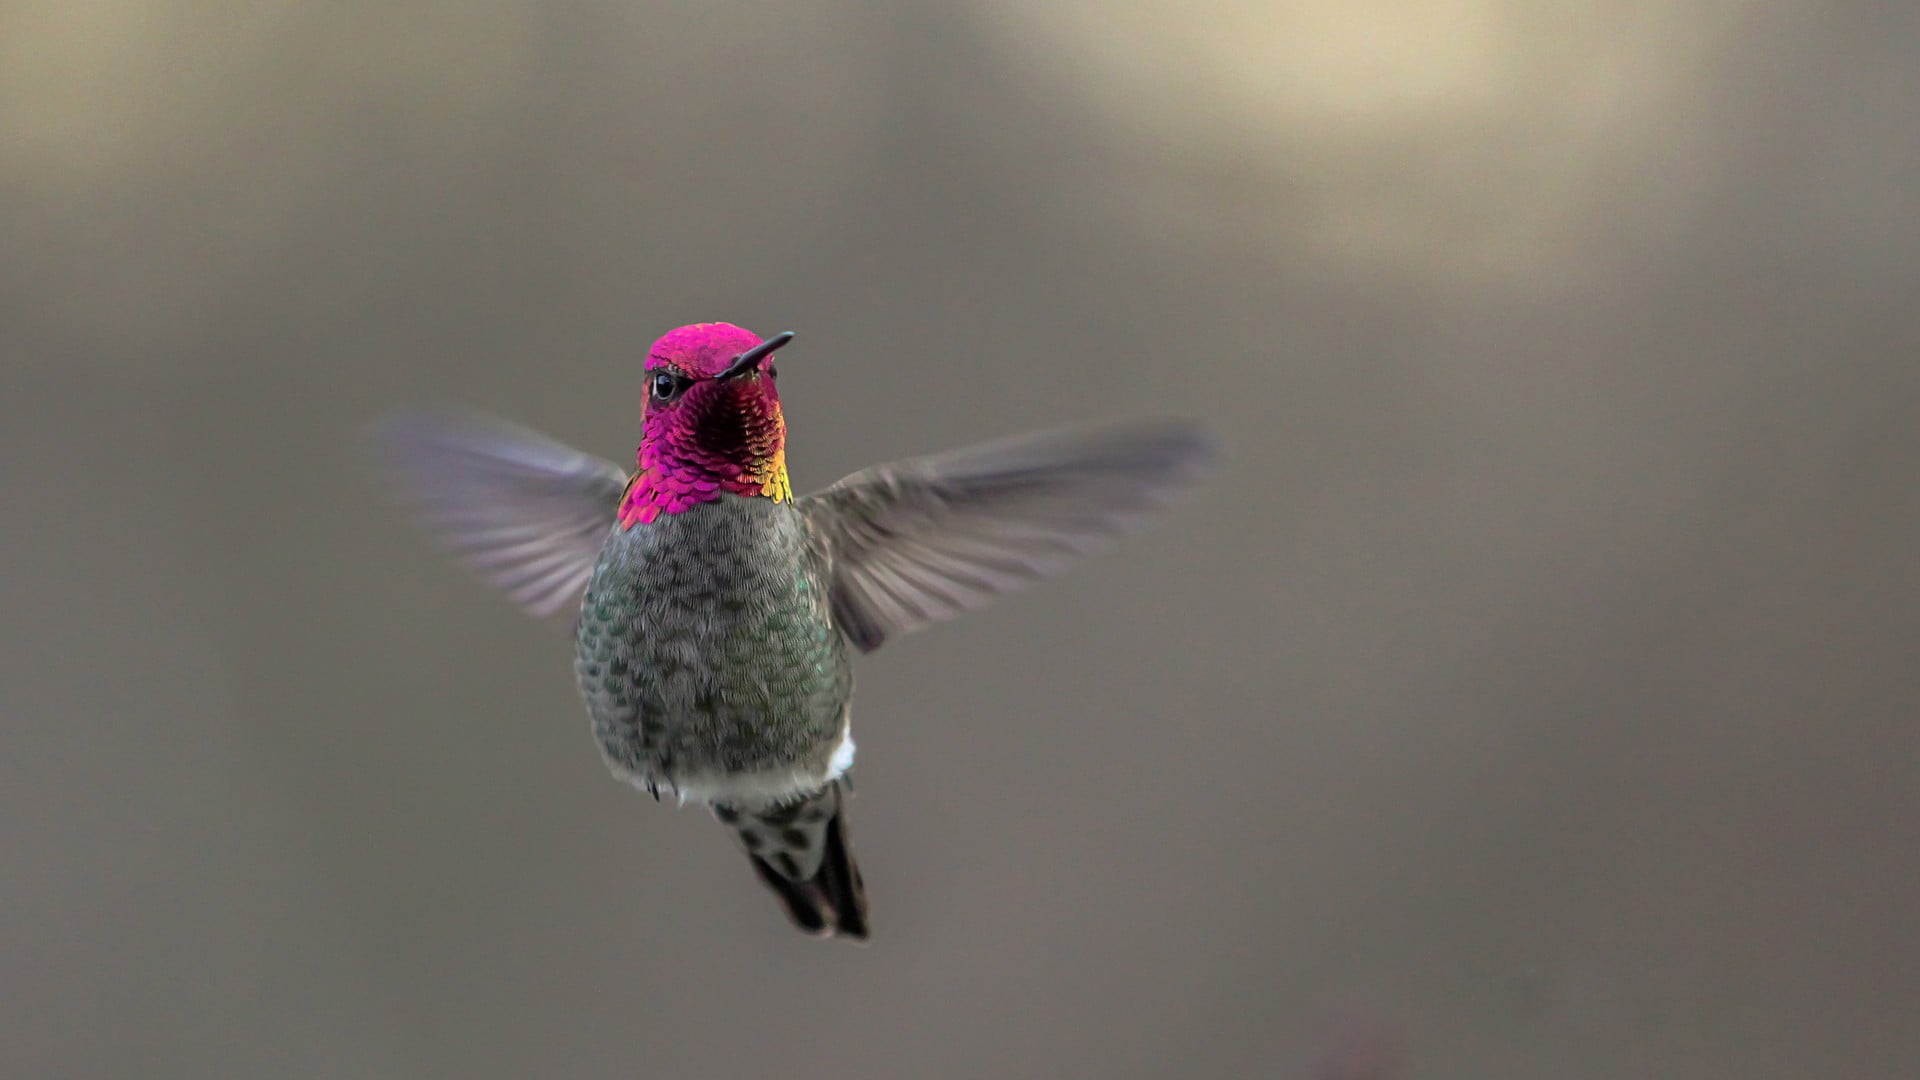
[716,331,794,381]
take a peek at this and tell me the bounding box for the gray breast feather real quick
[574,495,851,793]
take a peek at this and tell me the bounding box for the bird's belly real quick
[575,618,850,801]
[573,504,852,802]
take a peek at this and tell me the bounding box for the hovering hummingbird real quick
[378,323,1211,940]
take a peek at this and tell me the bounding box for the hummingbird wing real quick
[374,409,631,618]
[798,420,1213,652]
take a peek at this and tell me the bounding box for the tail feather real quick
[716,780,868,941]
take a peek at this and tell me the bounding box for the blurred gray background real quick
[4,3,1918,1077]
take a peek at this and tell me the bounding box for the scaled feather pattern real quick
[620,322,791,526]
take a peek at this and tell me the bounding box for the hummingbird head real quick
[620,322,794,526]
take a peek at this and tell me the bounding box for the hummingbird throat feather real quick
[618,400,790,527]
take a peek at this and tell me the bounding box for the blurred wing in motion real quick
[374,409,630,618]
[800,420,1214,652]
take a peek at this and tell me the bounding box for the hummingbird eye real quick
[650,372,688,403]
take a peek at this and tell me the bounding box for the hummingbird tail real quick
[715,780,868,941]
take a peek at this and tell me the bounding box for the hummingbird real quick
[377,322,1211,940]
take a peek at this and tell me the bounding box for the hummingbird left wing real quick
[798,420,1213,652]
[374,409,631,618]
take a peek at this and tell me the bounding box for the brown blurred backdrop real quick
[4,3,1918,1077]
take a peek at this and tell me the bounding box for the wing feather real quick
[373,409,630,618]
[799,421,1214,651]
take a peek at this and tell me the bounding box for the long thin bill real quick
[716,331,795,380]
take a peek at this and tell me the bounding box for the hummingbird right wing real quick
[798,420,1213,652]
[373,409,631,618]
